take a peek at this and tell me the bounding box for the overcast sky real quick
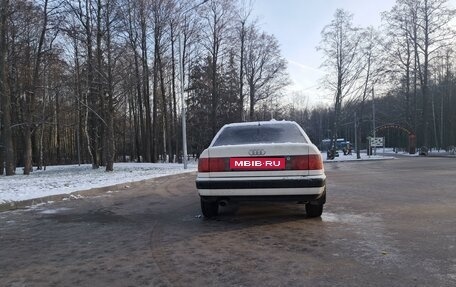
[251,0,454,108]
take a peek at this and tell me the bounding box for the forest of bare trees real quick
[0,0,289,175]
[317,0,456,158]
[1,0,456,175]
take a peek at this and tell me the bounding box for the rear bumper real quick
[196,177,325,189]
[196,175,326,197]
[202,194,326,203]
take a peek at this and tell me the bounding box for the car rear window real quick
[212,123,307,146]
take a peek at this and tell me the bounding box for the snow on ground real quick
[323,148,400,162]
[1,150,401,204]
[0,163,196,204]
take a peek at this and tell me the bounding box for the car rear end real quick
[196,121,326,217]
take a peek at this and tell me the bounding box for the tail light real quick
[199,154,323,172]
[198,158,226,172]
[290,154,323,170]
[290,156,309,170]
[308,154,324,170]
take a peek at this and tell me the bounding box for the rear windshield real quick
[212,123,307,146]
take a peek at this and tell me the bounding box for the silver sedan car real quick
[196,120,326,218]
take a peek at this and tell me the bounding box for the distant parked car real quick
[419,146,429,156]
[196,120,327,218]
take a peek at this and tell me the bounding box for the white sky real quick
[251,0,456,108]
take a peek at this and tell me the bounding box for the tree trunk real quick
[105,0,115,172]
[140,3,152,162]
[73,28,83,166]
[170,23,179,161]
[96,0,105,167]
[239,21,245,121]
[249,79,255,120]
[23,0,48,175]
[421,1,430,147]
[127,0,144,162]
[158,50,170,160]
[85,0,99,169]
[211,53,218,137]
[0,0,14,175]
[152,40,159,162]
[23,121,33,174]
[133,52,144,162]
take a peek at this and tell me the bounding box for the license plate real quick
[229,157,286,170]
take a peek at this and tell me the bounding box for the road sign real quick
[369,137,384,147]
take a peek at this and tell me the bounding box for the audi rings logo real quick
[248,149,266,156]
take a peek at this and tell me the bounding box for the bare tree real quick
[415,0,455,147]
[139,0,153,162]
[151,0,173,162]
[66,0,100,168]
[318,9,364,157]
[104,0,116,171]
[235,0,253,121]
[244,25,288,120]
[199,0,234,136]
[382,1,416,127]
[121,0,145,162]
[383,0,455,148]
[3,0,59,174]
[0,0,14,175]
[354,27,385,159]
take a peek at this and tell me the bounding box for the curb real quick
[323,156,396,163]
[0,193,73,212]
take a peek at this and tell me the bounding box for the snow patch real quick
[0,163,196,203]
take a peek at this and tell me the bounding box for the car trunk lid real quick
[198,143,323,177]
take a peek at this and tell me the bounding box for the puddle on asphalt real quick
[41,208,131,224]
[38,207,73,214]
[322,212,380,224]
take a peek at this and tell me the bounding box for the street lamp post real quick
[372,86,376,156]
[178,0,208,169]
[179,34,188,169]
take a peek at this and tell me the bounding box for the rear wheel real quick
[201,197,218,218]
[306,203,323,218]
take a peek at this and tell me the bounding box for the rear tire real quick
[201,197,218,218]
[306,203,323,218]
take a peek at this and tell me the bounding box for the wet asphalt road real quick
[0,157,455,287]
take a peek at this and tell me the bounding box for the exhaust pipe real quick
[218,199,229,207]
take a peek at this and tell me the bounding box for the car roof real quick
[222,120,298,128]
[209,120,312,147]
